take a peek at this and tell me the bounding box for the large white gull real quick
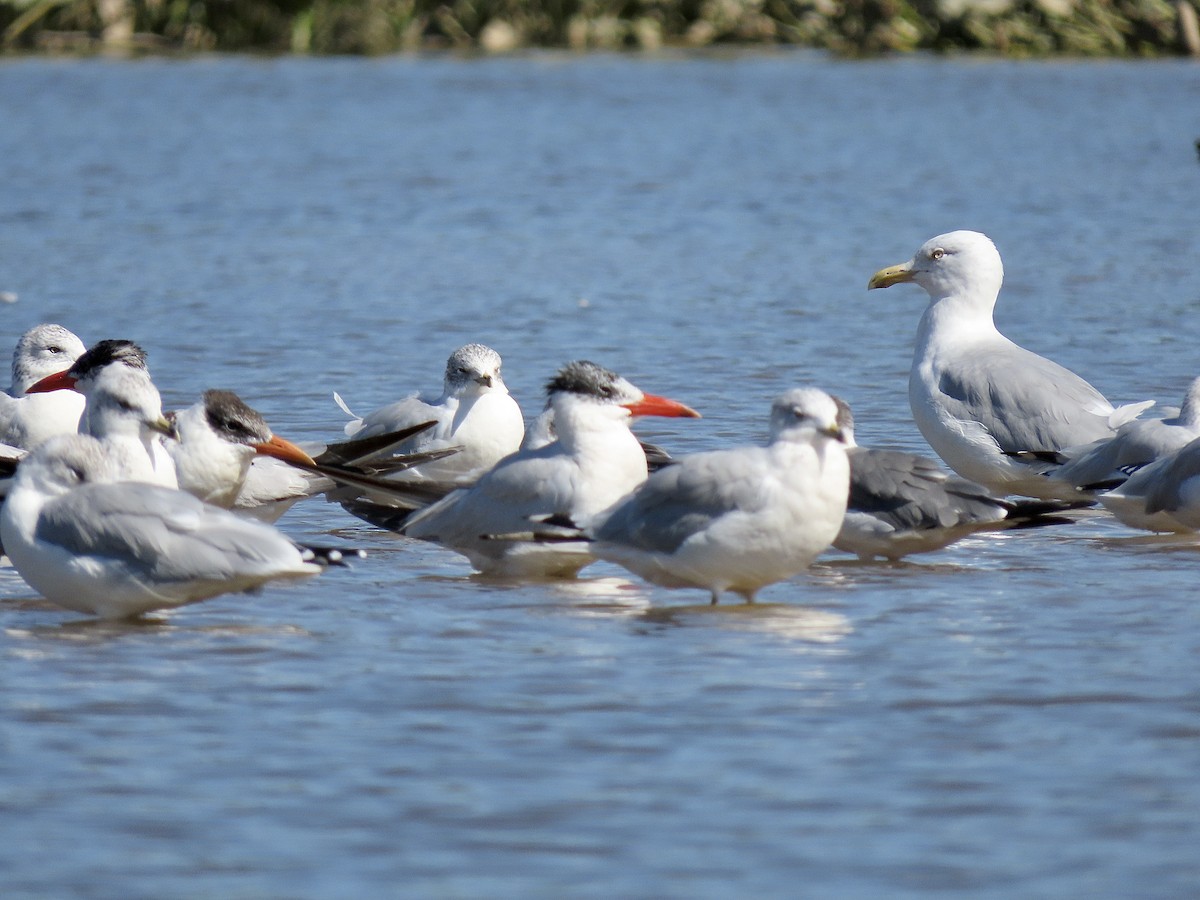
[869,230,1151,500]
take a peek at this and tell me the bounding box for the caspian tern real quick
[401,360,699,577]
[830,398,1083,562]
[336,343,525,484]
[0,434,321,619]
[588,387,850,604]
[169,389,317,508]
[29,340,177,488]
[0,324,87,449]
[869,231,1152,500]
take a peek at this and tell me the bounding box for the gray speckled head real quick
[11,323,87,394]
[544,360,637,405]
[202,389,272,446]
[444,343,504,392]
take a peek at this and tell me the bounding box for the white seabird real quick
[0,434,321,619]
[335,343,524,484]
[869,230,1152,500]
[588,387,850,604]
[401,360,699,577]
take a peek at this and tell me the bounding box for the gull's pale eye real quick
[930,248,945,260]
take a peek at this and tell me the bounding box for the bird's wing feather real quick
[37,483,304,581]
[937,344,1116,453]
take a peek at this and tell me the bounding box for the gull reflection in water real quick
[637,601,852,644]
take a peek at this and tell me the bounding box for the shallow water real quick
[1,53,1199,897]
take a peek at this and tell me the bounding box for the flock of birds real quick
[2,228,1198,620]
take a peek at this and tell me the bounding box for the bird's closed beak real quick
[253,435,317,467]
[475,374,494,388]
[150,415,177,438]
[868,261,915,290]
[623,394,701,419]
[25,370,78,393]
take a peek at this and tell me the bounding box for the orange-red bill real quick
[252,434,317,467]
[25,370,78,394]
[623,393,701,419]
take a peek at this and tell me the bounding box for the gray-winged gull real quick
[0,434,321,619]
[589,387,850,604]
[869,230,1152,500]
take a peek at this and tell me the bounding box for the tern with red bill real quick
[401,360,700,577]
[27,338,178,488]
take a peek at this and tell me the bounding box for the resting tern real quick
[869,230,1151,499]
[0,434,321,619]
[169,389,318,508]
[401,360,699,577]
[336,343,524,484]
[0,324,87,449]
[588,387,850,604]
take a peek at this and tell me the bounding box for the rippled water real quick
[1,54,1199,896]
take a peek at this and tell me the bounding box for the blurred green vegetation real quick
[0,0,1196,55]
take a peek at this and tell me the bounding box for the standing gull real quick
[869,230,1151,500]
[588,387,850,604]
[0,434,321,620]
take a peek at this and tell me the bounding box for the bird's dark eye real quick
[930,248,945,260]
[117,400,138,413]
[48,346,64,354]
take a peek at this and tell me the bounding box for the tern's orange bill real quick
[252,435,317,467]
[623,393,701,419]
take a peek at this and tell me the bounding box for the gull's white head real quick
[869,230,1004,306]
[15,433,118,497]
[443,343,508,397]
[769,387,849,445]
[11,324,87,396]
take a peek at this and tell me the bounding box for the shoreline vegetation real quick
[1,0,1198,56]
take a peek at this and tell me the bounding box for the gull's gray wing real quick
[595,449,766,554]
[1143,439,1200,516]
[937,344,1119,453]
[848,447,1007,531]
[37,482,304,582]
